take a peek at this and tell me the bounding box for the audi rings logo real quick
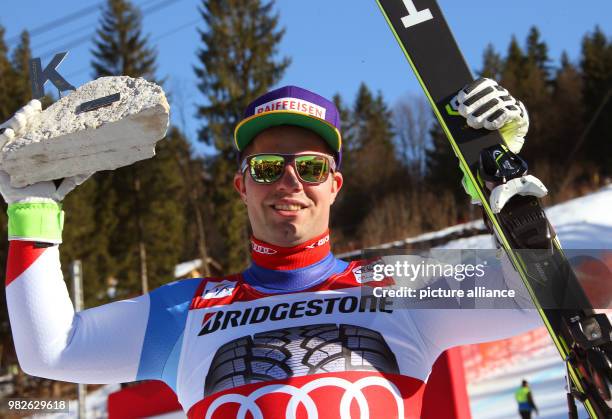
[251,243,277,255]
[205,376,404,419]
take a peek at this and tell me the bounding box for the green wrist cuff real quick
[499,121,515,145]
[7,202,64,243]
[460,164,482,202]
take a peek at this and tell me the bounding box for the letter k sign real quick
[29,52,76,99]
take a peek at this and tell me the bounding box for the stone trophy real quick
[0,52,169,187]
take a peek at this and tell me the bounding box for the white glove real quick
[0,171,90,204]
[455,77,529,153]
[0,99,42,148]
[0,100,90,204]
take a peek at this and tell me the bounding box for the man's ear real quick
[233,171,248,204]
[329,171,343,205]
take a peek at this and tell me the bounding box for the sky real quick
[2,0,611,155]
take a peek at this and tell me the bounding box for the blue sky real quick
[2,0,611,154]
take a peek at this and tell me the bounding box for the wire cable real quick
[36,0,184,60]
[64,16,199,79]
[6,0,162,46]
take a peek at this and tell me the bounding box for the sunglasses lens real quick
[295,155,330,183]
[249,155,285,183]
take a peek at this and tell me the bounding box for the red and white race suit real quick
[6,231,540,418]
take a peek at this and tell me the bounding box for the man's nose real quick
[277,162,302,190]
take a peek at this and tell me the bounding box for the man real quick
[515,379,539,418]
[2,82,541,418]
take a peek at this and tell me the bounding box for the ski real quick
[375,0,612,417]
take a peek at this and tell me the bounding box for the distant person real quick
[516,379,539,418]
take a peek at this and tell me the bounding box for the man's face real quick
[234,125,343,247]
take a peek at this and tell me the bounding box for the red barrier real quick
[107,380,181,418]
[422,347,471,419]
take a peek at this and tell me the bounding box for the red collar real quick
[250,231,331,270]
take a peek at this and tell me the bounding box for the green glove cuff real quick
[7,202,64,243]
[499,120,515,144]
[460,164,482,203]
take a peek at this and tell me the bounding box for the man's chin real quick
[265,221,312,247]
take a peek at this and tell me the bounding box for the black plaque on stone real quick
[76,93,121,114]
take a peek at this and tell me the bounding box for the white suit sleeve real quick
[5,240,198,388]
[407,251,543,365]
[6,241,150,382]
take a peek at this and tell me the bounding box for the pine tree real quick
[10,31,32,105]
[92,0,156,79]
[479,43,503,80]
[91,0,188,295]
[351,84,398,189]
[0,26,18,120]
[425,123,465,200]
[0,29,34,119]
[332,94,354,152]
[129,137,188,290]
[60,180,104,306]
[549,53,584,165]
[328,93,354,247]
[523,27,553,162]
[579,26,612,177]
[332,84,403,245]
[526,27,550,78]
[500,36,526,94]
[170,126,213,277]
[194,0,290,271]
[501,30,552,164]
[0,25,13,348]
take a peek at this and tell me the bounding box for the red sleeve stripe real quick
[5,241,47,286]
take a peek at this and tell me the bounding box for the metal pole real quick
[71,260,87,419]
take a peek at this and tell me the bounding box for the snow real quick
[337,219,485,258]
[546,185,612,249]
[174,258,202,278]
[441,184,612,251]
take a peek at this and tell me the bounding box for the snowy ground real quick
[468,344,589,419]
[449,185,612,419]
